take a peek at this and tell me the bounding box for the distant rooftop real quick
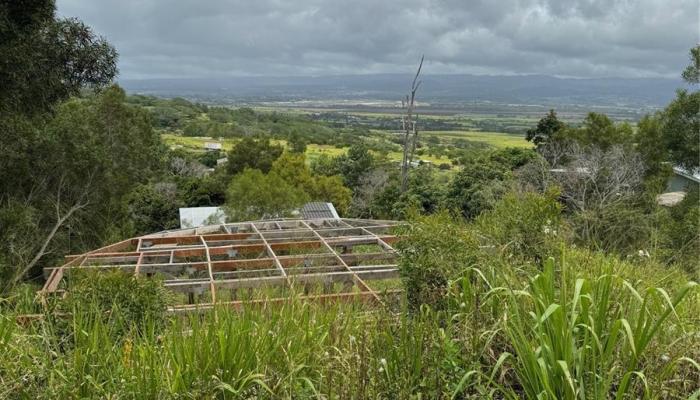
[657,191,686,207]
[204,142,222,150]
[180,203,340,229]
[300,202,339,220]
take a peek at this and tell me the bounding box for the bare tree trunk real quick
[407,119,419,168]
[400,56,424,193]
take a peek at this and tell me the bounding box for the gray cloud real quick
[57,0,698,79]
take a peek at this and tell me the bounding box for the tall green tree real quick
[659,89,699,172]
[225,169,309,221]
[681,44,700,84]
[0,0,117,115]
[270,152,315,190]
[226,136,283,175]
[271,153,352,215]
[0,1,122,289]
[525,109,566,147]
[560,112,634,151]
[636,45,699,173]
[446,148,533,220]
[446,159,511,220]
[125,182,184,235]
[1,86,163,288]
[288,131,308,153]
[333,143,375,189]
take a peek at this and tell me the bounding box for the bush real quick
[397,211,480,312]
[64,270,171,337]
[446,157,511,219]
[571,199,657,255]
[476,188,564,263]
[658,187,700,276]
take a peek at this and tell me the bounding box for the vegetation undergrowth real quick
[1,212,697,398]
[0,4,698,396]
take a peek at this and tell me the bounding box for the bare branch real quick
[8,171,94,287]
[400,55,425,193]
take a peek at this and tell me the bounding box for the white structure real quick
[657,166,700,207]
[179,207,226,228]
[667,166,700,192]
[179,203,339,228]
[204,142,223,151]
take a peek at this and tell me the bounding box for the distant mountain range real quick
[119,74,687,109]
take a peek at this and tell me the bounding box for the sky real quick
[57,0,699,80]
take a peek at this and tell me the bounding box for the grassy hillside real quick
[1,217,697,398]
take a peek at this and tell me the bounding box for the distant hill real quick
[119,74,686,108]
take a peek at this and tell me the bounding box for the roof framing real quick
[41,218,404,312]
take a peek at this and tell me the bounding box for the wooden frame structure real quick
[41,218,404,312]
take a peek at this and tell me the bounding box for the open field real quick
[163,133,359,163]
[423,130,533,148]
[163,125,529,168]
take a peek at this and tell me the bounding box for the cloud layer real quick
[57,0,699,79]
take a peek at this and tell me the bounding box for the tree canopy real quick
[226,136,284,175]
[525,109,565,147]
[225,169,309,221]
[681,44,700,84]
[0,1,117,115]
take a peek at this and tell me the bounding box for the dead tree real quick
[400,56,424,193]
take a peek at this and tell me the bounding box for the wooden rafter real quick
[40,218,405,311]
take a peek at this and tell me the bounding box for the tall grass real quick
[477,256,698,399]
[0,247,697,398]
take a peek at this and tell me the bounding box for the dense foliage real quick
[0,86,163,290]
[1,209,697,398]
[0,0,117,115]
[225,168,309,220]
[226,136,283,175]
[0,3,698,397]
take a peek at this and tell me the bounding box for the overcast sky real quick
[57,0,699,80]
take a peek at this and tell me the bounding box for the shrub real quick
[397,211,480,312]
[64,270,171,337]
[476,188,564,263]
[568,193,657,256]
[658,187,700,276]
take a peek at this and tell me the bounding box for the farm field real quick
[422,130,532,148]
[163,133,360,162]
[162,124,523,167]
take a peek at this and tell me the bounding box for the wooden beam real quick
[300,220,381,303]
[163,268,398,293]
[167,290,390,313]
[200,235,216,303]
[251,223,290,293]
[40,218,404,307]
